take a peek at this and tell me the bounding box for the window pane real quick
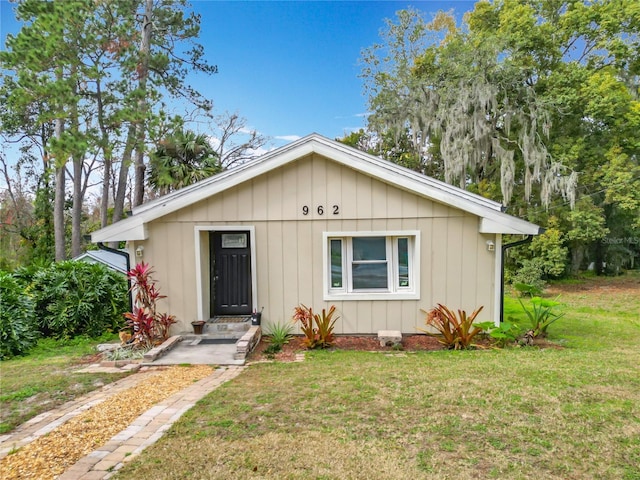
[330,239,342,288]
[353,263,388,289]
[398,238,409,287]
[352,237,386,261]
[221,233,247,248]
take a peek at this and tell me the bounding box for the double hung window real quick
[324,231,419,300]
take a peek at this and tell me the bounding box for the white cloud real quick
[206,135,221,149]
[248,144,277,157]
[274,135,301,142]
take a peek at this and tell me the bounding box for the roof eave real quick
[90,134,540,241]
[312,138,504,212]
[91,222,148,242]
[479,216,541,235]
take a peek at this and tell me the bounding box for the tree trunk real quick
[53,116,66,261]
[133,0,153,207]
[113,125,137,224]
[594,238,606,275]
[70,72,83,259]
[96,79,111,229]
[71,154,83,258]
[133,144,145,207]
[570,243,584,276]
[109,125,137,249]
[54,155,66,260]
[100,157,111,228]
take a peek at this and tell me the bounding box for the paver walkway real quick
[0,365,245,479]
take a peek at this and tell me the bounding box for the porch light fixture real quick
[486,240,495,252]
[135,245,144,257]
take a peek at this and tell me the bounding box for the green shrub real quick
[11,263,48,287]
[511,258,546,293]
[263,343,282,357]
[529,222,568,278]
[477,320,522,348]
[30,261,128,339]
[0,271,39,359]
[513,282,543,297]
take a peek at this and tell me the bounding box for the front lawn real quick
[0,335,131,434]
[116,274,640,479]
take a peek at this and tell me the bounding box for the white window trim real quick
[322,231,420,301]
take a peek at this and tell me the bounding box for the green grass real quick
[0,335,131,434]
[115,274,640,480]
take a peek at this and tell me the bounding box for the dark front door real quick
[210,231,252,316]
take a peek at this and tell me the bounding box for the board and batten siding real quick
[134,153,497,334]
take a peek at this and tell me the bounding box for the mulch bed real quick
[248,334,452,362]
[248,332,566,362]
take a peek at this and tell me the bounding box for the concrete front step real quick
[182,331,245,341]
[143,326,262,365]
[206,321,251,333]
[186,320,252,336]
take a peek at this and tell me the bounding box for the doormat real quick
[210,316,251,324]
[197,338,237,345]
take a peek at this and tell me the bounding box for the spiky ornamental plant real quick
[292,305,315,347]
[265,321,294,349]
[125,262,176,348]
[292,304,339,349]
[421,304,485,350]
[518,297,565,338]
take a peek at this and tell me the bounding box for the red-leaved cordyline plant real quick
[420,304,484,350]
[292,304,339,349]
[124,262,176,348]
[155,312,177,341]
[123,309,155,349]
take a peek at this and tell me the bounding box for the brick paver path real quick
[0,366,245,480]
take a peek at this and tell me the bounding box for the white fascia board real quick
[312,137,503,211]
[132,136,315,216]
[309,138,539,235]
[140,142,314,218]
[317,141,540,235]
[91,222,147,242]
[479,216,540,235]
[316,143,505,219]
[91,133,539,241]
[91,142,314,242]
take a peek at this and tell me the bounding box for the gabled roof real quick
[73,249,128,274]
[92,133,540,242]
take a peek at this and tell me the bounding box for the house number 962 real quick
[302,205,339,215]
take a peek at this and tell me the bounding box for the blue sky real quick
[1,0,477,150]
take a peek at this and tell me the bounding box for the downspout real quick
[500,234,536,324]
[96,241,133,313]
